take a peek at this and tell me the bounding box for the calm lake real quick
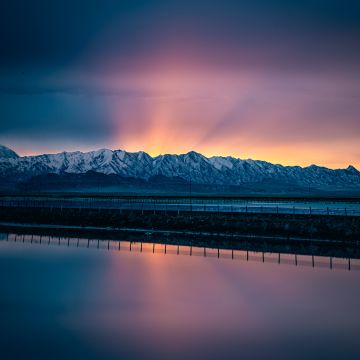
[0,233,360,360]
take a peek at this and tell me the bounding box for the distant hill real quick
[0,145,359,194]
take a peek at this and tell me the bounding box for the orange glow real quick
[100,70,360,169]
[13,68,360,170]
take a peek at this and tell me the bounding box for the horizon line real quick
[1,144,357,172]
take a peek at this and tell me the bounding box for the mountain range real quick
[0,145,359,193]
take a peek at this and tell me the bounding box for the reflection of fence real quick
[0,198,360,216]
[4,233,359,271]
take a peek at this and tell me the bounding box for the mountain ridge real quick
[0,145,19,159]
[0,145,359,190]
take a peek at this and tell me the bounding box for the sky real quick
[1,0,360,168]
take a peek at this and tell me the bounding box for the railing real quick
[0,198,360,216]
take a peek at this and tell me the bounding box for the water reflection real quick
[0,233,360,360]
[2,233,359,271]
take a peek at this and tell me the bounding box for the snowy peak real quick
[208,156,235,170]
[0,145,19,159]
[346,165,359,174]
[0,145,359,190]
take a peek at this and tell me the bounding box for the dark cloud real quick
[0,85,153,97]
[1,0,360,72]
[0,92,113,141]
[0,0,360,167]
[0,0,142,68]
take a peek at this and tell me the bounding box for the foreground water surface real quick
[0,233,359,360]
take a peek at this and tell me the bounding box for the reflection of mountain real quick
[0,145,359,193]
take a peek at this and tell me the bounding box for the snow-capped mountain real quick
[0,145,359,189]
[0,145,19,160]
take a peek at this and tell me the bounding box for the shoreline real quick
[0,221,354,244]
[0,206,359,241]
[1,222,359,260]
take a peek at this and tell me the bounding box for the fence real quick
[4,233,359,271]
[0,197,359,216]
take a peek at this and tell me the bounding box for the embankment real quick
[0,206,359,242]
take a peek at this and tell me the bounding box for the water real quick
[0,234,360,360]
[2,196,360,216]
